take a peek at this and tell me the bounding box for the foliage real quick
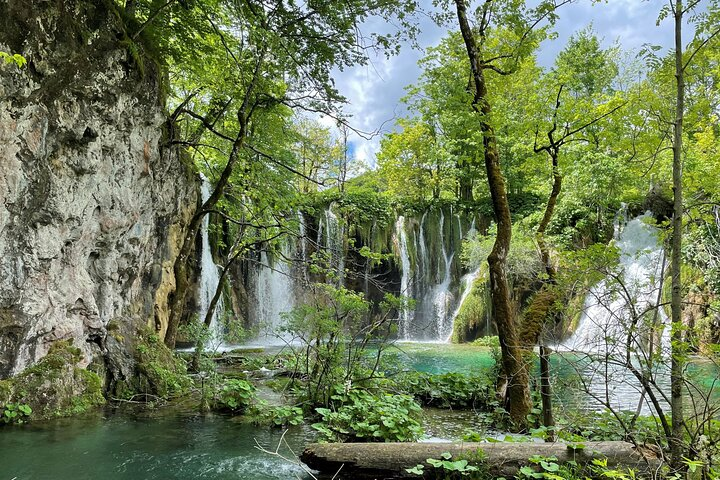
[452,271,491,343]
[134,330,192,399]
[462,227,544,288]
[0,51,26,68]
[214,379,255,413]
[472,336,501,348]
[0,340,105,419]
[558,410,666,446]
[1,403,32,425]
[395,371,495,410]
[406,451,482,478]
[516,455,636,480]
[312,386,423,442]
[248,402,303,427]
[282,284,397,407]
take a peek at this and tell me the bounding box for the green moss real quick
[452,267,491,343]
[520,286,559,345]
[132,328,192,399]
[0,340,106,421]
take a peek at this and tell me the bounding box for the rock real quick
[0,0,198,396]
[0,340,105,419]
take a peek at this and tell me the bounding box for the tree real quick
[142,0,420,347]
[531,28,625,279]
[377,118,452,203]
[446,0,566,429]
[669,0,686,468]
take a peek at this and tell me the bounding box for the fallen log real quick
[301,441,661,479]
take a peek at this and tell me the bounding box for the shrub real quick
[312,387,423,442]
[396,371,495,410]
[1,403,32,425]
[249,402,304,427]
[214,379,255,413]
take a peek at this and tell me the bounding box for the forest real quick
[0,0,719,479]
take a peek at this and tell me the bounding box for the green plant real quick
[514,455,637,480]
[1,403,32,425]
[472,336,500,348]
[395,371,495,409]
[312,387,423,442]
[214,379,255,413]
[406,452,482,478]
[281,283,398,407]
[0,51,26,68]
[134,329,192,399]
[249,402,304,427]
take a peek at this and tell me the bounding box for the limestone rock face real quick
[0,1,197,384]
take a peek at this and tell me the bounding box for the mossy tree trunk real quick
[453,0,531,429]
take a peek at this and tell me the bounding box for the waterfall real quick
[560,212,668,353]
[418,212,429,288]
[399,209,460,341]
[252,245,295,343]
[198,176,225,348]
[297,211,309,282]
[444,267,482,342]
[323,203,345,285]
[394,216,414,338]
[429,210,455,339]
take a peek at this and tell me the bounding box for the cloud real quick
[331,1,680,169]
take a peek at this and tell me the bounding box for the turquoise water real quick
[0,409,315,480]
[2,344,716,479]
[386,342,496,374]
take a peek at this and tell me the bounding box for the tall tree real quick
[147,0,419,347]
[669,0,685,468]
[447,0,566,428]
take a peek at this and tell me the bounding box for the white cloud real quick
[331,0,684,170]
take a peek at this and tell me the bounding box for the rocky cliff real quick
[0,0,197,389]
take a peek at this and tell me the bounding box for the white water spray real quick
[253,246,295,343]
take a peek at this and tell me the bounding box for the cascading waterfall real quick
[322,203,345,285]
[252,245,295,343]
[395,208,476,341]
[198,176,225,348]
[418,212,429,288]
[394,216,414,338]
[427,210,455,339]
[242,206,479,344]
[297,211,309,282]
[561,212,668,353]
[444,267,482,342]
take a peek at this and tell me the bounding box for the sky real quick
[325,0,679,169]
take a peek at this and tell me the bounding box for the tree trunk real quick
[458,173,474,202]
[536,151,561,278]
[165,134,246,348]
[301,441,660,479]
[453,0,531,429]
[539,345,555,441]
[670,0,685,468]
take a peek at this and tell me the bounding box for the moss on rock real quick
[451,266,492,343]
[130,328,192,399]
[0,340,105,420]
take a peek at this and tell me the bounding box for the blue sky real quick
[327,0,679,169]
